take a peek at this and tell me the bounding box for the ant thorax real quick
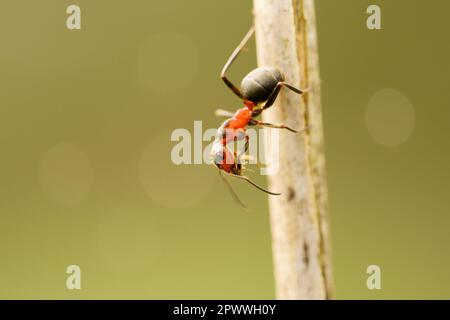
[243,100,256,110]
[248,103,264,117]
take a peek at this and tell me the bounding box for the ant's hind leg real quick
[283,82,306,94]
[262,82,306,111]
[220,26,255,100]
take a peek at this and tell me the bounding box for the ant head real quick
[211,144,234,169]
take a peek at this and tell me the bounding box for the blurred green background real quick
[0,0,449,299]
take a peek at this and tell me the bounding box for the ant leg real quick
[262,82,306,111]
[249,119,305,133]
[220,26,255,100]
[283,82,306,94]
[215,109,235,118]
[236,134,249,160]
[227,172,281,195]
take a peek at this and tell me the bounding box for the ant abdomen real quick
[241,67,284,103]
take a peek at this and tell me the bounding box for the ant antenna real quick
[219,170,248,210]
[228,173,281,196]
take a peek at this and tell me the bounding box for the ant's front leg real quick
[235,130,249,160]
[239,154,268,169]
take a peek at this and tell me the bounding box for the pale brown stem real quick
[253,0,333,299]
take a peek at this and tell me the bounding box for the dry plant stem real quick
[253,0,333,299]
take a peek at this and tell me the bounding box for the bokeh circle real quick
[38,143,93,205]
[365,89,415,147]
[138,132,214,208]
[137,32,199,93]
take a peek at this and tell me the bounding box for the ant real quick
[211,26,306,208]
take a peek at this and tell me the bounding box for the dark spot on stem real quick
[287,187,295,201]
[303,242,309,266]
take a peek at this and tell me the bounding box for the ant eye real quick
[214,151,225,164]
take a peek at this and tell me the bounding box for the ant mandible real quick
[211,26,306,207]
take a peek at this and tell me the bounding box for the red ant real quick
[211,26,306,207]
